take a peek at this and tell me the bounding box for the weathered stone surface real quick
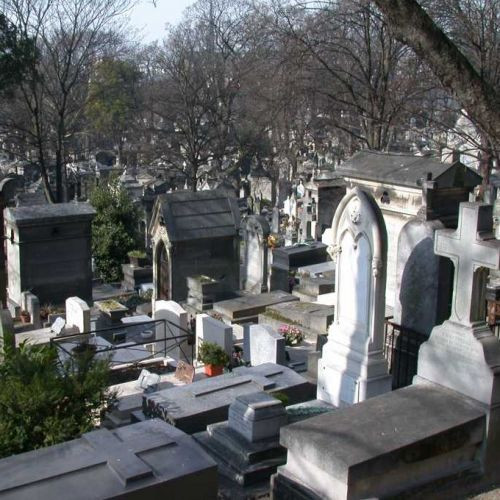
[392,218,452,337]
[270,243,329,292]
[318,188,391,406]
[243,215,270,294]
[5,203,94,306]
[150,190,240,304]
[273,384,485,500]
[153,300,190,362]
[195,313,233,358]
[213,291,298,323]
[65,296,90,334]
[143,363,314,434]
[195,421,286,487]
[121,263,153,291]
[228,392,287,442]
[416,203,500,407]
[0,419,218,500]
[263,301,334,335]
[249,324,286,367]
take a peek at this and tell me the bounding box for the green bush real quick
[90,177,142,282]
[197,341,229,366]
[0,343,116,459]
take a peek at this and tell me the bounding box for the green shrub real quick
[0,343,116,459]
[197,341,229,366]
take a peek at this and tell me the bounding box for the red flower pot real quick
[204,364,223,377]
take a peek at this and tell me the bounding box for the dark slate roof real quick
[155,189,240,242]
[5,202,95,226]
[337,150,482,188]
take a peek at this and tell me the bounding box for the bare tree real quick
[0,0,135,202]
[273,0,434,153]
[372,0,500,166]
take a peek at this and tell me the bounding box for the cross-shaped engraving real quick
[435,202,500,326]
[84,424,173,486]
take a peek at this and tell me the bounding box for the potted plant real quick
[197,341,229,377]
[127,250,148,268]
[20,310,31,324]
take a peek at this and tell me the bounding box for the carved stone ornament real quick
[349,199,361,224]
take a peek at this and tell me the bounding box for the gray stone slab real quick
[0,419,218,500]
[195,422,286,486]
[249,324,286,367]
[229,392,287,442]
[297,261,336,277]
[275,384,485,500]
[213,291,298,321]
[143,363,315,433]
[263,301,334,335]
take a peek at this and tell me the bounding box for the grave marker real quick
[318,187,391,406]
[65,296,90,333]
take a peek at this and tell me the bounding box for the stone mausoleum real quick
[4,202,95,309]
[337,150,482,307]
[149,190,240,303]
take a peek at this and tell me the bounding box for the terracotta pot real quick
[204,364,223,377]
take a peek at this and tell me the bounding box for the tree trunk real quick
[372,0,500,145]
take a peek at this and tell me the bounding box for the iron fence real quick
[50,318,195,372]
[383,317,428,389]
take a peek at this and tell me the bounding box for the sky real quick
[127,0,196,43]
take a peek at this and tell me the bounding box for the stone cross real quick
[434,202,500,326]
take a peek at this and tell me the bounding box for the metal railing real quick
[50,318,194,371]
[383,317,428,389]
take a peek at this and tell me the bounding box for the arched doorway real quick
[157,242,170,300]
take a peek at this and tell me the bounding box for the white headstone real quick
[51,317,66,336]
[244,216,270,294]
[65,297,90,333]
[195,313,233,360]
[318,187,391,406]
[249,324,286,366]
[153,300,189,362]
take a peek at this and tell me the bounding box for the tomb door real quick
[158,243,170,300]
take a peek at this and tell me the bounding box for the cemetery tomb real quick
[213,291,299,324]
[337,150,481,308]
[0,419,218,500]
[194,392,288,487]
[318,187,391,406]
[149,190,240,304]
[273,201,500,499]
[4,202,95,309]
[143,363,315,433]
[270,242,329,292]
[272,384,485,500]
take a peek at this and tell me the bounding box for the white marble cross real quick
[435,202,500,326]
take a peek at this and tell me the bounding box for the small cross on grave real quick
[435,202,500,325]
[84,426,173,486]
